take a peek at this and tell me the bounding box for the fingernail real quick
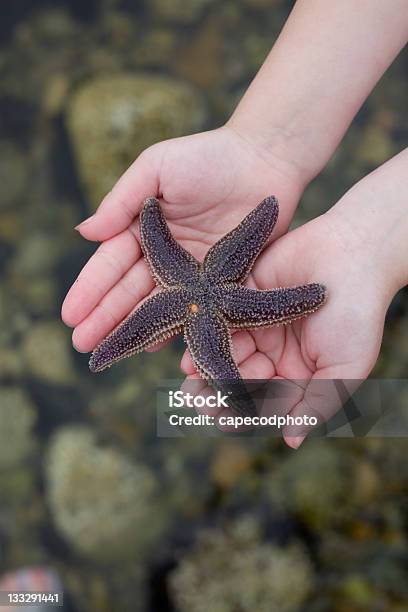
[75,214,95,231]
[72,342,88,354]
[288,435,306,449]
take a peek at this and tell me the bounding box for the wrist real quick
[227,0,408,197]
[327,207,401,307]
[327,152,408,298]
[226,114,315,192]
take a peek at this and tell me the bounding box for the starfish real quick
[89,196,326,416]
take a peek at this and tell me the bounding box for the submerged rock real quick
[22,320,76,385]
[0,141,29,209]
[14,277,58,317]
[0,282,31,346]
[0,346,23,379]
[0,387,36,469]
[45,426,164,562]
[67,74,207,208]
[150,0,217,24]
[174,16,224,88]
[169,515,313,612]
[356,123,395,167]
[210,440,252,489]
[267,442,345,529]
[132,28,177,68]
[242,0,284,7]
[10,233,62,278]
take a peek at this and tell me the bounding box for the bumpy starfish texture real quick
[89,196,327,416]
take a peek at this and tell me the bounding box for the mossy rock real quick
[22,320,76,386]
[0,387,36,469]
[45,426,165,563]
[0,141,29,209]
[150,0,218,23]
[267,442,346,530]
[169,516,313,612]
[67,74,207,209]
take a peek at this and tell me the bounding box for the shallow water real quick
[0,1,408,611]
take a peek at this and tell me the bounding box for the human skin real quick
[61,0,408,447]
[230,0,408,182]
[181,148,408,446]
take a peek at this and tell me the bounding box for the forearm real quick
[328,147,408,297]
[228,0,408,186]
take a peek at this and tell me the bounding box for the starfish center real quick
[190,303,200,313]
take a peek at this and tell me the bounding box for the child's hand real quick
[181,148,408,447]
[62,126,304,352]
[181,211,389,445]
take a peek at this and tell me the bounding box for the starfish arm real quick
[202,196,279,284]
[184,310,257,417]
[89,288,191,372]
[215,284,327,327]
[140,197,200,288]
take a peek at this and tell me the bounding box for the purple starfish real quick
[89,196,326,416]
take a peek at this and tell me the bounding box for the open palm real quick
[62,126,303,352]
[181,211,390,445]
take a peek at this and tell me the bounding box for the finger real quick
[62,225,141,327]
[179,376,224,418]
[211,352,276,433]
[180,374,207,397]
[215,376,295,433]
[283,367,363,449]
[181,377,223,418]
[72,258,154,352]
[76,150,160,241]
[260,378,304,422]
[180,330,257,375]
[179,332,269,424]
[180,376,241,425]
[216,375,304,434]
[145,338,172,352]
[238,350,275,380]
[180,348,195,375]
[215,404,256,433]
[252,326,312,379]
[180,348,274,428]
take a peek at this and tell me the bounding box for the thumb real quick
[283,364,367,449]
[251,233,294,289]
[76,145,161,242]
